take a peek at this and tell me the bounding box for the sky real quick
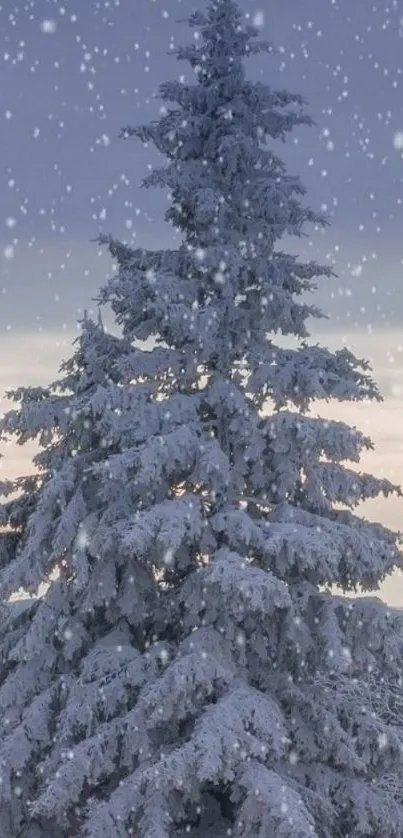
[1,0,403,603]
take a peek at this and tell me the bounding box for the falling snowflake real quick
[40,19,57,34]
[378,733,388,750]
[393,132,403,150]
[164,548,175,566]
[3,245,14,260]
[253,10,265,28]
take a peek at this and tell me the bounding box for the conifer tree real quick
[1,2,403,836]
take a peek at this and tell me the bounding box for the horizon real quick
[1,323,403,606]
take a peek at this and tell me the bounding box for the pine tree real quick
[1,1,403,835]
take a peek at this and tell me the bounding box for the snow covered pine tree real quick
[1,1,403,836]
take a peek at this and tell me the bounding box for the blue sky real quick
[1,0,403,330]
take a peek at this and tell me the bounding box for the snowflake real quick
[40,19,57,34]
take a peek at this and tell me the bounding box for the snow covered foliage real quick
[0,1,403,835]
